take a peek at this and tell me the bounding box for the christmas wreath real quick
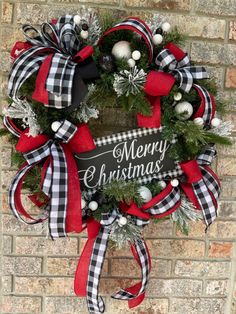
[2,8,233,314]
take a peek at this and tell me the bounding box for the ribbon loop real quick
[6,119,86,239]
[8,15,98,109]
[180,146,220,228]
[155,47,209,93]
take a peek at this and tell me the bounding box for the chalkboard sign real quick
[75,128,181,191]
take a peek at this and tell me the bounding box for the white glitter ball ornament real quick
[211,117,222,128]
[175,101,193,120]
[111,41,131,60]
[51,121,61,132]
[127,58,136,68]
[80,30,89,39]
[193,117,204,126]
[132,50,141,61]
[173,92,182,101]
[171,179,179,187]
[158,180,167,189]
[88,201,98,211]
[152,34,163,45]
[118,216,128,226]
[162,22,171,32]
[138,186,152,203]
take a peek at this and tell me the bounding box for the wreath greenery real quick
[2,8,233,313]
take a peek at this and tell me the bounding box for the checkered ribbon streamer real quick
[99,17,153,62]
[86,209,150,314]
[155,49,209,93]
[8,15,86,109]
[8,120,77,238]
[180,146,220,228]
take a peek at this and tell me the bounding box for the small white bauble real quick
[138,186,152,203]
[111,41,131,60]
[127,58,136,68]
[171,179,179,187]
[51,121,61,132]
[175,101,193,120]
[80,30,89,39]
[158,180,167,190]
[132,50,141,61]
[118,216,127,226]
[88,201,98,211]
[73,15,81,25]
[173,92,182,101]
[211,117,222,128]
[152,34,163,45]
[193,117,204,126]
[81,198,86,209]
[162,22,171,33]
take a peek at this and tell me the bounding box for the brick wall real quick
[1,1,236,313]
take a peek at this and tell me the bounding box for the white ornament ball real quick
[211,117,222,128]
[152,34,163,45]
[138,186,152,203]
[73,15,81,25]
[81,198,86,209]
[80,30,89,39]
[173,92,182,101]
[158,180,167,190]
[51,121,61,132]
[162,22,171,33]
[171,179,179,187]
[175,101,193,120]
[111,41,131,60]
[127,58,136,68]
[193,117,204,126]
[88,201,98,211]
[118,216,128,226]
[132,50,141,61]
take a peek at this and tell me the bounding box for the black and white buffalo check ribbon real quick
[155,49,209,93]
[86,209,150,314]
[8,120,77,238]
[180,146,220,228]
[196,146,220,227]
[99,17,153,62]
[8,15,83,109]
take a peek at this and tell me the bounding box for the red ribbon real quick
[13,123,95,233]
[32,46,94,105]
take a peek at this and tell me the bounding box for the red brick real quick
[208,241,233,258]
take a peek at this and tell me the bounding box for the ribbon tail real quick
[137,96,161,128]
[111,239,151,309]
[8,162,46,224]
[86,226,110,314]
[61,143,82,233]
[192,179,218,229]
[48,143,68,238]
[74,219,101,297]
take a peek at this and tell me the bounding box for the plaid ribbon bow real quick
[7,119,79,239]
[8,15,97,109]
[180,146,220,228]
[155,49,209,93]
[86,209,150,314]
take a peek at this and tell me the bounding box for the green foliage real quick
[103,180,144,207]
[146,182,163,196]
[117,91,152,116]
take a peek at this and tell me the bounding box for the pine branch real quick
[103,180,144,207]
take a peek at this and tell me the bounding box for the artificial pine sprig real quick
[103,180,144,207]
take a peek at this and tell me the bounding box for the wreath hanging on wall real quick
[2,8,233,314]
